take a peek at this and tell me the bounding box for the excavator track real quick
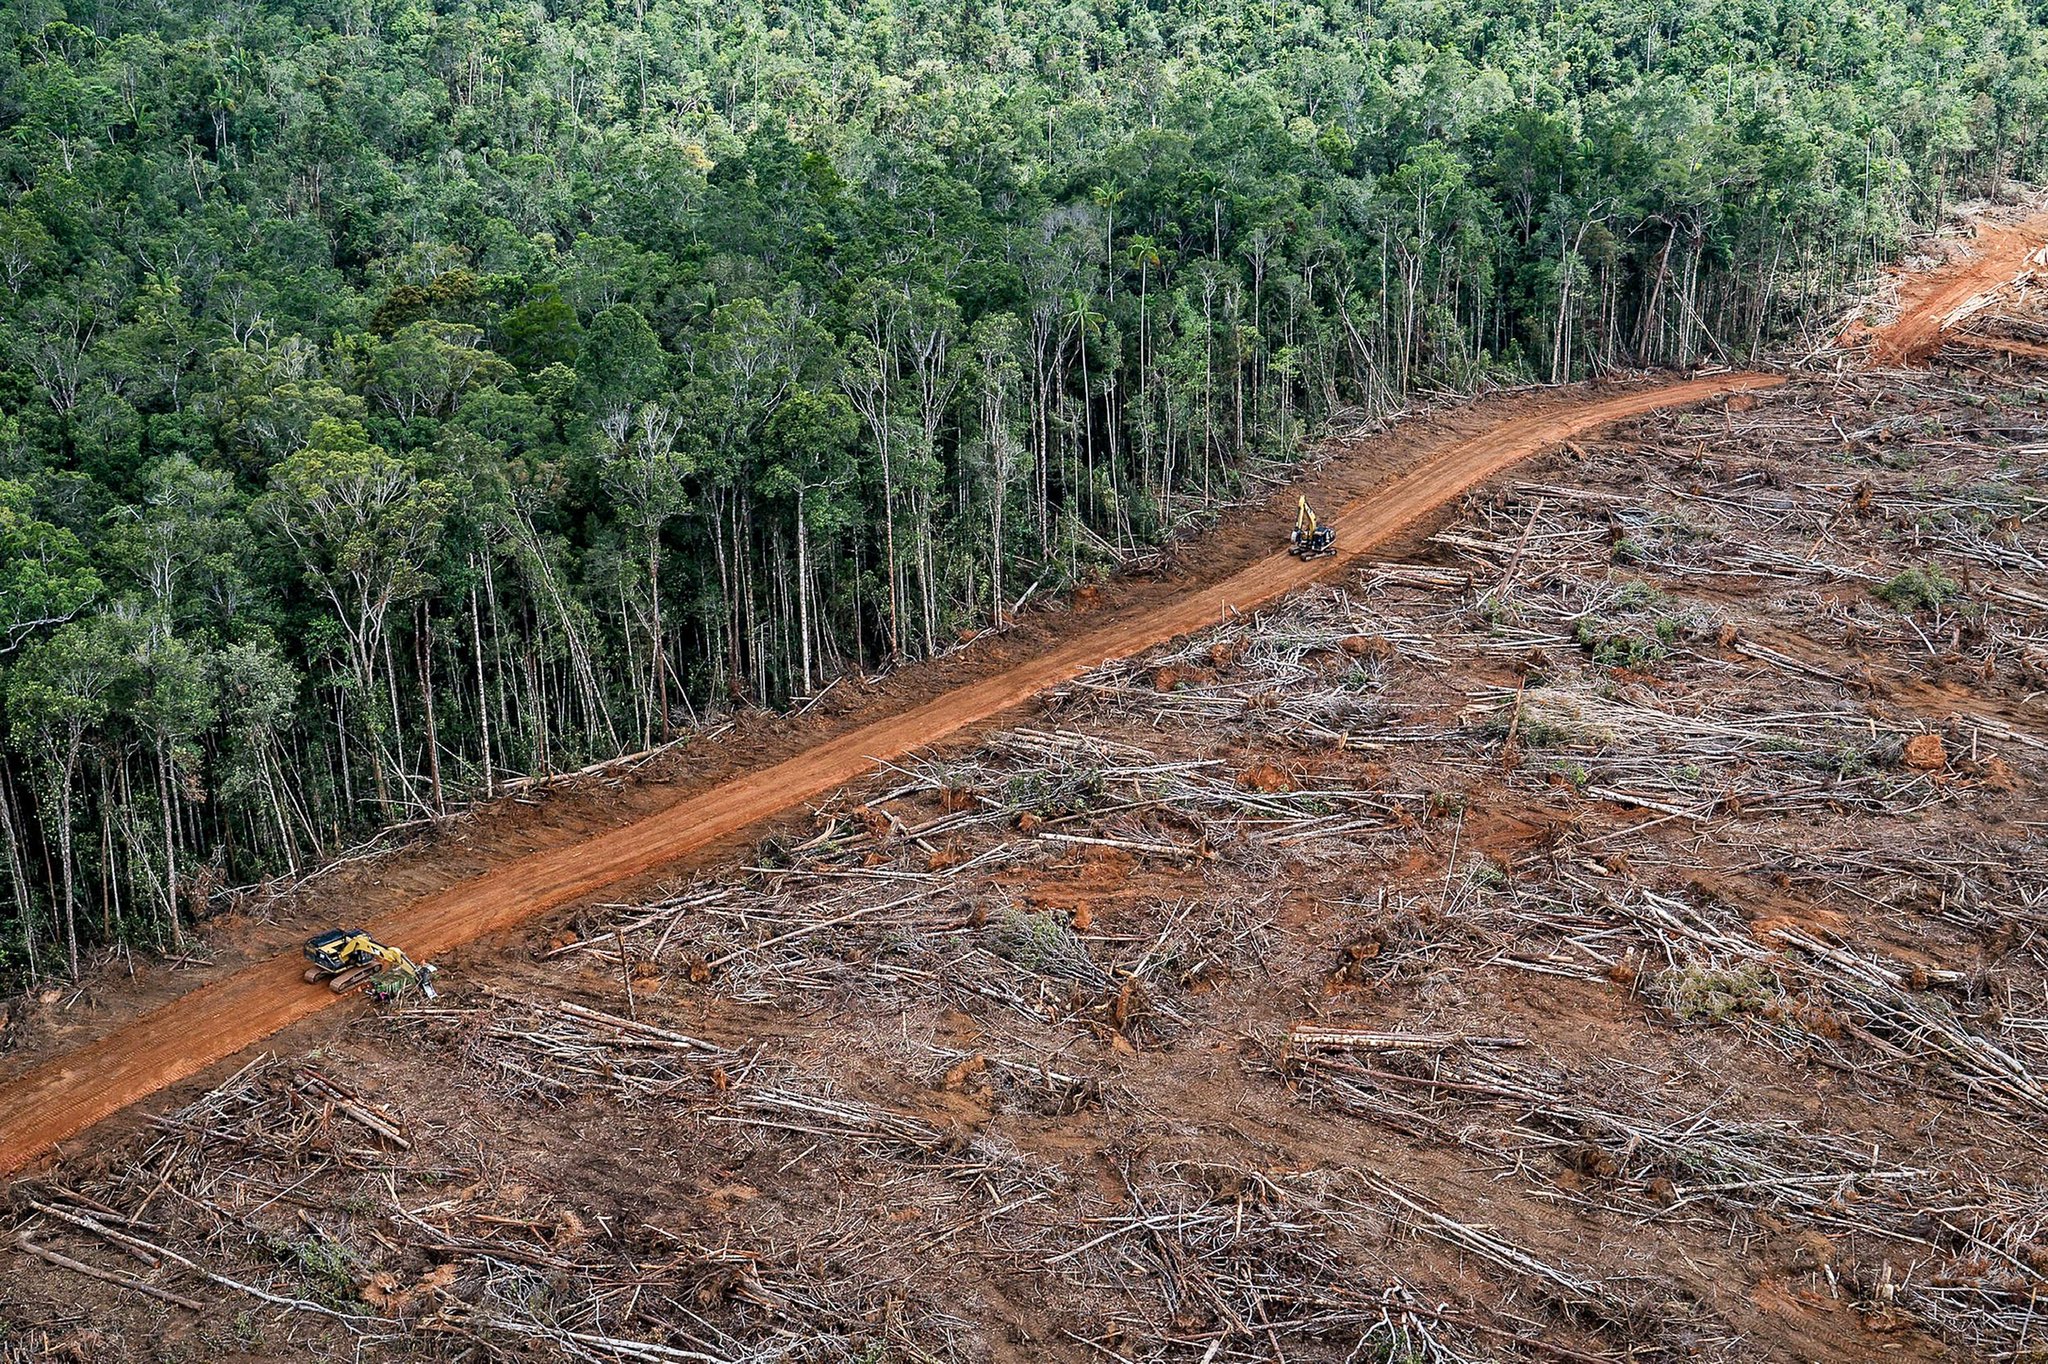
[326,966,378,994]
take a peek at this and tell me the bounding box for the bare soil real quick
[1854,205,2048,364]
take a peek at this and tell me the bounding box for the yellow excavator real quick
[1289,496,1336,560]
[303,929,439,1003]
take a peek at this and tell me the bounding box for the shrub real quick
[1574,618,1668,669]
[1873,565,1959,611]
[1659,963,1778,1023]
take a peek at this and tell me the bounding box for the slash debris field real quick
[6,349,2048,1362]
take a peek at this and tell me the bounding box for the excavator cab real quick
[303,929,439,1001]
[1289,496,1336,560]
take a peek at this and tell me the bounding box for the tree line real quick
[1,0,2044,983]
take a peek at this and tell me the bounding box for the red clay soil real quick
[1864,210,2048,365]
[0,371,1782,1177]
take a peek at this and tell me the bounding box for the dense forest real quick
[0,0,2044,983]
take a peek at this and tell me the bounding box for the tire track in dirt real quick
[1864,211,2048,366]
[0,373,1780,1176]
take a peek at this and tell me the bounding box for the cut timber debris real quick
[1289,1027,1530,1052]
[13,1237,203,1311]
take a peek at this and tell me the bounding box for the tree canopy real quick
[1,0,2044,982]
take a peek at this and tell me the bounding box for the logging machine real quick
[303,929,439,1003]
[1289,496,1337,559]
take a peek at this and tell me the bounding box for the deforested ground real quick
[6,349,2048,1362]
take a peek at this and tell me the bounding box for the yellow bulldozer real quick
[303,929,439,1003]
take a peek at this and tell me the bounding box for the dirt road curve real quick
[0,373,1779,1176]
[1867,211,2048,365]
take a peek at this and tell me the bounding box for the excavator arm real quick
[303,929,438,1000]
[1289,496,1335,559]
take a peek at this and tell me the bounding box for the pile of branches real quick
[1057,586,1460,752]
[1434,402,2048,693]
[1467,683,1961,821]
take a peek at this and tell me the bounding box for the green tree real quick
[259,419,451,813]
[578,305,669,419]
[131,625,215,948]
[6,617,130,977]
[759,389,858,693]
[371,320,516,423]
[500,288,583,372]
[596,400,696,743]
[0,479,101,658]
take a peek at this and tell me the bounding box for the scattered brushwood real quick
[1468,684,1966,819]
[1061,586,1458,750]
[550,729,1365,1044]
[9,1038,1017,1363]
[1421,468,2046,800]
[975,728,1424,864]
[1744,831,2048,943]
[397,996,743,1104]
[385,992,1001,1168]
[1047,1165,1637,1364]
[710,1085,959,1156]
[1616,886,2047,1112]
[1968,310,2048,348]
[2,1059,423,1339]
[1282,1029,2048,1355]
[1331,1169,1742,1357]
[11,1019,1587,1364]
[1461,869,2048,1120]
[1308,881,1617,996]
[394,1001,1609,1364]
[134,1054,426,1187]
[1288,1027,1914,1215]
[920,1043,1110,1116]
[1427,397,2048,697]
[565,867,1271,1050]
[434,1234,983,1364]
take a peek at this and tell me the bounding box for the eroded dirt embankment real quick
[0,372,1778,1177]
[1862,208,2048,364]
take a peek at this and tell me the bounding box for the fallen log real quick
[14,1235,203,1311]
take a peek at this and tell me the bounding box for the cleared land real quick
[4,220,2048,1364]
[0,374,1774,1180]
[6,354,2047,1363]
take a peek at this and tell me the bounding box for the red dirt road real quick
[0,373,1780,1177]
[1866,211,2048,365]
